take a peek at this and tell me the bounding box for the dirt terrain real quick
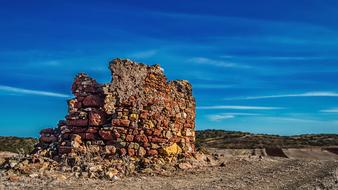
[283,148,338,161]
[1,149,338,190]
[1,131,338,189]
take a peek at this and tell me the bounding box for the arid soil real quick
[1,149,338,190]
[284,148,338,161]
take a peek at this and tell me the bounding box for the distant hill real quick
[1,130,338,154]
[196,130,338,149]
[0,136,37,154]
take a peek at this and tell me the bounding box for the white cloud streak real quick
[0,85,71,98]
[208,112,261,121]
[255,116,320,124]
[227,92,338,100]
[197,105,283,110]
[320,108,338,113]
[208,114,235,121]
[188,57,250,69]
[220,55,337,61]
[208,114,326,123]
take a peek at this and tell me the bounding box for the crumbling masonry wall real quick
[38,58,196,159]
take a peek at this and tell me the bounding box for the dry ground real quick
[1,150,338,190]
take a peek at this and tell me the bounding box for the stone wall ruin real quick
[37,58,196,160]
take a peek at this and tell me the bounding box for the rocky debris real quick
[2,58,199,179]
[1,155,338,190]
[1,151,217,181]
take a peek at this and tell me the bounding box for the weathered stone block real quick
[99,130,113,140]
[83,95,103,107]
[147,149,158,156]
[161,143,182,156]
[40,128,54,135]
[89,110,106,126]
[40,135,57,143]
[125,135,134,142]
[67,119,88,127]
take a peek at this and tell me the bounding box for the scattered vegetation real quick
[0,136,38,154]
[1,130,338,154]
[196,130,338,149]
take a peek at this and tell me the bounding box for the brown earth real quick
[1,149,338,190]
[283,148,338,161]
[2,130,338,189]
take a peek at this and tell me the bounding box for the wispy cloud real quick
[208,114,235,121]
[227,92,338,100]
[40,60,62,66]
[256,116,320,124]
[129,50,157,59]
[0,85,71,98]
[197,105,283,110]
[208,112,261,121]
[187,57,250,69]
[220,55,337,61]
[320,108,338,113]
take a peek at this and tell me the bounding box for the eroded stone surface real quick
[23,58,197,177]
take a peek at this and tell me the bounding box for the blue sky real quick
[1,0,338,137]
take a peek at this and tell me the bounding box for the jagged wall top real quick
[106,58,193,109]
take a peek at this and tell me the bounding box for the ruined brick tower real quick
[38,58,196,159]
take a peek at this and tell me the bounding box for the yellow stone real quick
[145,120,154,128]
[129,113,138,121]
[149,73,156,80]
[161,143,182,156]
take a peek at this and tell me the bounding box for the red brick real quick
[145,129,153,135]
[150,137,167,143]
[87,127,99,133]
[153,129,161,136]
[82,95,103,107]
[128,148,135,156]
[147,149,158,156]
[71,126,87,133]
[170,136,181,143]
[126,135,134,142]
[112,119,121,126]
[89,110,106,126]
[135,135,148,143]
[139,111,148,119]
[143,142,150,147]
[114,132,121,139]
[84,133,95,140]
[120,119,130,127]
[105,145,116,155]
[40,135,57,143]
[105,140,117,145]
[40,128,54,135]
[99,130,113,140]
[120,148,127,156]
[76,96,85,101]
[67,119,88,127]
[162,119,169,128]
